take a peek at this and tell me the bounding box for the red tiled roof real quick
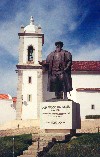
[42,61,100,71]
[72,61,100,71]
[0,94,9,99]
[76,88,100,92]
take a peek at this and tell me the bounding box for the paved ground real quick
[0,119,100,137]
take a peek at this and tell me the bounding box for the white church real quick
[16,16,100,121]
[0,17,100,125]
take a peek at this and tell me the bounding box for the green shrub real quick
[0,134,32,157]
[43,133,100,157]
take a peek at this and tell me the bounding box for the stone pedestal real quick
[40,100,81,132]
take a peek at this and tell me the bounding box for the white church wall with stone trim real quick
[76,91,100,120]
[71,74,100,120]
[18,36,24,64]
[23,36,39,64]
[16,17,44,120]
[38,37,43,62]
[21,70,38,119]
[68,74,100,101]
[72,74,100,90]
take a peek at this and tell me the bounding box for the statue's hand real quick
[38,61,41,64]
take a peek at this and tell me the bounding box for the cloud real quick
[20,0,89,58]
[0,67,17,96]
[69,9,89,31]
[0,22,18,58]
[73,43,100,61]
[0,0,89,59]
[0,0,99,96]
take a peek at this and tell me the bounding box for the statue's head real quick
[55,41,63,48]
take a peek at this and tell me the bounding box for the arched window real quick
[28,45,33,61]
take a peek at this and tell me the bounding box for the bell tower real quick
[16,16,44,120]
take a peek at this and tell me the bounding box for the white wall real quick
[22,70,38,119]
[43,73,100,120]
[68,74,100,101]
[0,99,16,124]
[77,92,100,120]
[71,74,100,119]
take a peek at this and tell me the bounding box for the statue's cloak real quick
[46,50,72,93]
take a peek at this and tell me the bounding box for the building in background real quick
[16,17,100,121]
[0,17,100,126]
[0,94,16,124]
[71,61,100,120]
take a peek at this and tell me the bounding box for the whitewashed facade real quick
[0,95,16,124]
[72,73,100,120]
[16,16,44,120]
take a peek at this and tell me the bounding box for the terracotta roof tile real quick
[42,61,100,71]
[0,94,9,99]
[72,61,100,71]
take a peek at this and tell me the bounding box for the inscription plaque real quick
[40,101,79,129]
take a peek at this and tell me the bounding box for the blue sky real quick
[0,0,100,96]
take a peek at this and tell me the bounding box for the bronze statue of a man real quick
[46,41,72,100]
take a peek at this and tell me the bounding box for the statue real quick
[46,41,72,100]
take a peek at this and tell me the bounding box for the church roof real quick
[24,16,37,33]
[0,94,10,100]
[72,61,100,71]
[42,61,100,72]
[0,94,16,102]
[24,16,40,33]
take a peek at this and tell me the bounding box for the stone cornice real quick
[76,88,100,92]
[18,33,44,45]
[16,64,42,69]
[72,71,100,74]
[18,33,44,37]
